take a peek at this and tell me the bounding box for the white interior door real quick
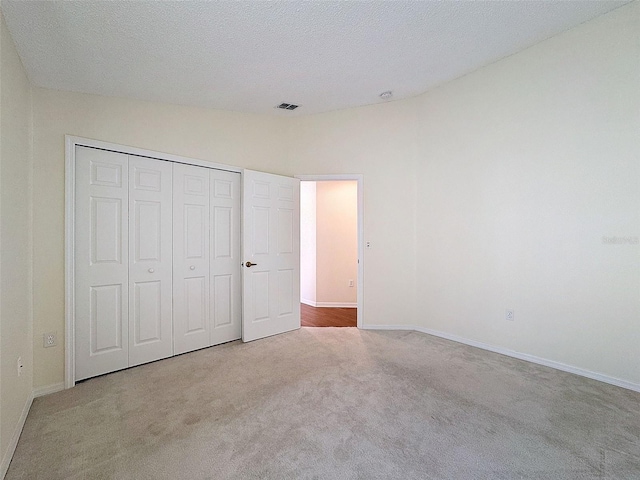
[242,170,300,342]
[173,163,211,354]
[75,147,129,381]
[128,156,173,366]
[210,170,242,345]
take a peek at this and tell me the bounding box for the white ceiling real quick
[1,1,629,116]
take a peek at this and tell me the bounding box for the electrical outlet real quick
[348,279,354,287]
[505,309,514,321]
[17,357,23,377]
[44,331,57,348]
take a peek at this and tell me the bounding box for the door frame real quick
[295,174,364,329]
[64,135,241,388]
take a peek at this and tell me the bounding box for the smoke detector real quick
[276,103,299,110]
[379,91,393,100]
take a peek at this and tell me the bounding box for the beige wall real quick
[0,10,33,466]
[31,88,289,388]
[288,2,640,385]
[300,182,317,305]
[413,3,640,385]
[316,181,357,305]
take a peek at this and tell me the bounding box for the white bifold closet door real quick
[128,156,173,367]
[75,147,130,380]
[172,164,210,354]
[209,170,242,345]
[173,164,241,355]
[75,146,241,381]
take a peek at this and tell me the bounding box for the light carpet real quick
[6,327,640,479]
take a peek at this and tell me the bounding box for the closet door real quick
[210,170,242,345]
[128,157,173,366]
[75,147,129,381]
[173,163,211,354]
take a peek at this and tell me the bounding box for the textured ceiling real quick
[1,1,630,116]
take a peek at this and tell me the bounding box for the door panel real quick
[128,156,173,367]
[91,197,123,263]
[75,147,129,380]
[252,206,270,254]
[278,269,294,316]
[135,202,161,261]
[277,208,294,254]
[253,271,270,321]
[210,170,242,345]
[212,274,232,326]
[90,284,123,353]
[242,170,300,342]
[213,207,232,258]
[133,281,162,344]
[185,205,206,258]
[173,163,210,354]
[185,276,207,332]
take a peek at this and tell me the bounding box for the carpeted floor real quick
[7,328,640,479]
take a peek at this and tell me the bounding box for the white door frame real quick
[295,174,364,329]
[64,135,241,388]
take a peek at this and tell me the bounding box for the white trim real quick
[64,136,76,389]
[65,136,244,389]
[301,300,357,308]
[66,136,241,173]
[33,383,65,398]
[295,174,364,329]
[296,174,362,182]
[0,392,33,480]
[362,324,640,393]
[314,302,357,308]
[362,324,415,331]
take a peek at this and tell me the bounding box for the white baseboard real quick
[301,300,357,308]
[33,382,65,398]
[363,324,640,393]
[363,324,415,331]
[0,392,33,480]
[315,302,357,308]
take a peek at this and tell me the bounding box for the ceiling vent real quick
[276,103,299,110]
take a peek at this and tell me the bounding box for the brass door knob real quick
[245,261,257,267]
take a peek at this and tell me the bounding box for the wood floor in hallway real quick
[301,304,357,327]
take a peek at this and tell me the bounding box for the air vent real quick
[276,103,299,110]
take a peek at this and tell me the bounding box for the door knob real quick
[190,265,195,270]
[245,262,257,268]
[148,268,155,273]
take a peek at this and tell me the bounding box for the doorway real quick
[298,176,363,328]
